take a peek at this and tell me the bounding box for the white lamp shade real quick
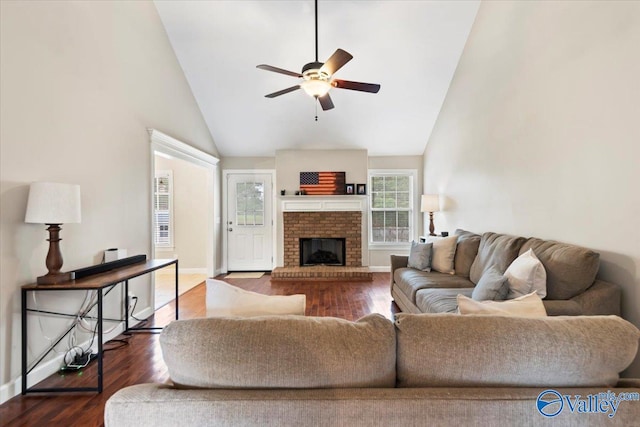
[25,182,81,224]
[421,194,440,213]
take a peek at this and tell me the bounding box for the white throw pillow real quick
[457,292,547,317]
[427,235,458,275]
[504,248,547,299]
[206,279,306,317]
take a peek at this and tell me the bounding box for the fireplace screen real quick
[299,238,346,266]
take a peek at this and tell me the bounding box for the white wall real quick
[423,0,640,376]
[220,157,276,171]
[0,1,219,401]
[275,149,368,194]
[154,156,208,271]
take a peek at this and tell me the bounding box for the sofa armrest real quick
[570,279,621,316]
[390,255,409,289]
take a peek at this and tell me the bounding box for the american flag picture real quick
[299,171,346,195]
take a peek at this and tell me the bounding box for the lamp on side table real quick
[421,194,440,237]
[25,182,81,285]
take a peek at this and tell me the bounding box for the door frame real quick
[222,169,277,273]
[149,129,220,281]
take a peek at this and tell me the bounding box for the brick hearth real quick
[271,266,372,281]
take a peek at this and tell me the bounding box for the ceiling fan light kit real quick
[257,0,380,114]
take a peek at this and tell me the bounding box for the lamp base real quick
[428,212,436,237]
[37,271,73,285]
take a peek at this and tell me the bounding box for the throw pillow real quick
[471,265,509,301]
[457,292,547,317]
[505,248,547,299]
[407,241,433,271]
[205,279,306,317]
[427,235,458,275]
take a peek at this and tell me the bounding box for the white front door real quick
[226,173,273,271]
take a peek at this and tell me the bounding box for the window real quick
[154,170,173,247]
[368,170,417,246]
[236,181,264,226]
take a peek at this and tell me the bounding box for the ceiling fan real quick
[257,0,381,113]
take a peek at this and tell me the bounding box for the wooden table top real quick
[22,259,177,291]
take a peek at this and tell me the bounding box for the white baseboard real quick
[156,267,207,275]
[0,308,154,405]
[368,266,391,272]
[179,268,207,275]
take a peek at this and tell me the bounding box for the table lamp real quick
[25,182,81,285]
[421,194,440,237]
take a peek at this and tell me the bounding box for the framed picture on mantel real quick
[356,184,366,195]
[345,183,355,194]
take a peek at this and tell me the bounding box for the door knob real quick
[228,228,233,232]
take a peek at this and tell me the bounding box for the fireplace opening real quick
[299,238,346,266]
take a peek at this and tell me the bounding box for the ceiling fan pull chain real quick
[315,97,318,121]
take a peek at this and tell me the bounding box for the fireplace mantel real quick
[280,195,366,212]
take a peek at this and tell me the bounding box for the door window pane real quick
[236,181,264,226]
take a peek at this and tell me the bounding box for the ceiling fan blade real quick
[332,79,381,93]
[318,93,334,111]
[320,49,353,76]
[265,85,301,98]
[257,64,303,78]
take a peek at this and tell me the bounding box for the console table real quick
[21,258,178,394]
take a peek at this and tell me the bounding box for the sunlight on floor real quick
[155,265,207,309]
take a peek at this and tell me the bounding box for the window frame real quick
[367,169,419,250]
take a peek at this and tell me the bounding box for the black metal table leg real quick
[21,288,27,395]
[97,289,103,392]
[175,260,179,320]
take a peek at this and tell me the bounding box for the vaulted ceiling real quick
[154,1,479,157]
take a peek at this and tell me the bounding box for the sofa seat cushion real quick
[470,233,526,285]
[542,299,583,316]
[395,313,640,388]
[394,268,474,302]
[520,238,599,300]
[415,288,473,313]
[160,314,396,389]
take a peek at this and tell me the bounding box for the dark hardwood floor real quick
[0,272,396,427]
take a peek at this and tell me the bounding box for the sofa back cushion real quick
[520,238,600,300]
[453,229,481,278]
[469,232,526,284]
[395,313,639,388]
[160,314,396,389]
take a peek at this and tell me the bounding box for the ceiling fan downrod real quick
[315,0,319,62]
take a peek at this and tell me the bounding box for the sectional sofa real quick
[391,229,621,316]
[105,313,640,426]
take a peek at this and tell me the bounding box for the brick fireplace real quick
[283,211,362,267]
[271,196,371,281]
